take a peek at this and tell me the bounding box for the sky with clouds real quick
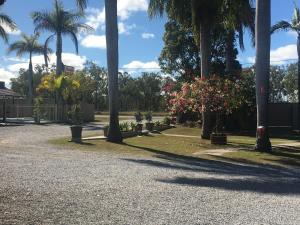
[0,0,299,86]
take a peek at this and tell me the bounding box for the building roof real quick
[0,88,23,99]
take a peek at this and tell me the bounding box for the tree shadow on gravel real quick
[122,143,300,195]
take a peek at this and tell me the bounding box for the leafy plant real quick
[68,104,83,125]
[33,97,44,123]
[163,116,171,125]
[119,122,130,132]
[145,111,153,122]
[134,111,144,124]
[154,121,161,127]
[130,122,137,131]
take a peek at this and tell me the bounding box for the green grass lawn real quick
[50,126,300,168]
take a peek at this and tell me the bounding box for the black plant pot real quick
[146,122,154,131]
[135,124,143,133]
[70,125,83,143]
[210,133,227,145]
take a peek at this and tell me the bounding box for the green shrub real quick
[163,116,171,125]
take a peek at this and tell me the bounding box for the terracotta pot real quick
[210,133,227,145]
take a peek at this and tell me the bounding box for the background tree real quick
[255,0,272,151]
[83,61,108,111]
[271,4,300,128]
[8,33,51,104]
[283,63,298,102]
[105,0,122,143]
[148,0,223,139]
[32,0,92,76]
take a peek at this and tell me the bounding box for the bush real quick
[119,122,130,132]
[130,122,137,131]
[163,116,171,125]
[145,111,153,122]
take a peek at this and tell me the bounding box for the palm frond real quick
[76,0,87,13]
[148,0,166,18]
[0,25,8,43]
[271,20,292,34]
[67,31,79,54]
[0,13,17,30]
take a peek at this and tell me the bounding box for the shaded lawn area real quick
[50,126,300,168]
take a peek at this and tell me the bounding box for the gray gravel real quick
[1,124,300,225]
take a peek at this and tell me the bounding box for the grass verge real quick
[50,126,300,168]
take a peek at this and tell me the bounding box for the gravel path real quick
[1,124,300,225]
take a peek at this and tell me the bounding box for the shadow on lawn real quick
[122,143,300,195]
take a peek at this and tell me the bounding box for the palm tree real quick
[105,0,123,143]
[7,33,51,104]
[0,13,17,43]
[255,0,272,151]
[149,0,222,139]
[32,0,93,76]
[271,4,300,129]
[222,0,255,75]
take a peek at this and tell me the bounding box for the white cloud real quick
[118,22,136,35]
[0,68,17,86]
[85,0,148,31]
[142,32,155,39]
[287,30,298,38]
[117,0,148,20]
[270,44,297,64]
[7,53,87,72]
[86,7,106,30]
[80,35,106,49]
[246,44,298,65]
[2,24,21,35]
[123,60,160,74]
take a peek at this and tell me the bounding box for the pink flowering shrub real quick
[166,75,242,131]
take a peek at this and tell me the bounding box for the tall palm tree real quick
[0,13,17,43]
[255,0,272,151]
[271,4,300,129]
[32,0,93,76]
[7,33,51,104]
[105,0,123,143]
[222,0,255,75]
[148,0,222,139]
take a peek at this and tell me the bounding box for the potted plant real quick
[120,122,137,138]
[134,111,143,133]
[163,116,171,126]
[154,120,161,131]
[103,125,109,137]
[145,111,154,131]
[69,104,83,143]
[33,97,44,124]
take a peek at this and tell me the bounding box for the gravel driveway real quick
[1,124,300,225]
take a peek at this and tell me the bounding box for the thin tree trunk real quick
[28,52,33,105]
[297,36,300,130]
[56,33,63,76]
[255,0,272,151]
[105,0,122,143]
[200,18,212,139]
[225,30,235,75]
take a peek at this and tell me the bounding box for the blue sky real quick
[0,0,299,86]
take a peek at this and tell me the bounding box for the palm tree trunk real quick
[200,18,212,139]
[28,52,33,105]
[254,0,272,151]
[225,30,235,75]
[297,36,300,130]
[105,0,122,143]
[56,32,63,76]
